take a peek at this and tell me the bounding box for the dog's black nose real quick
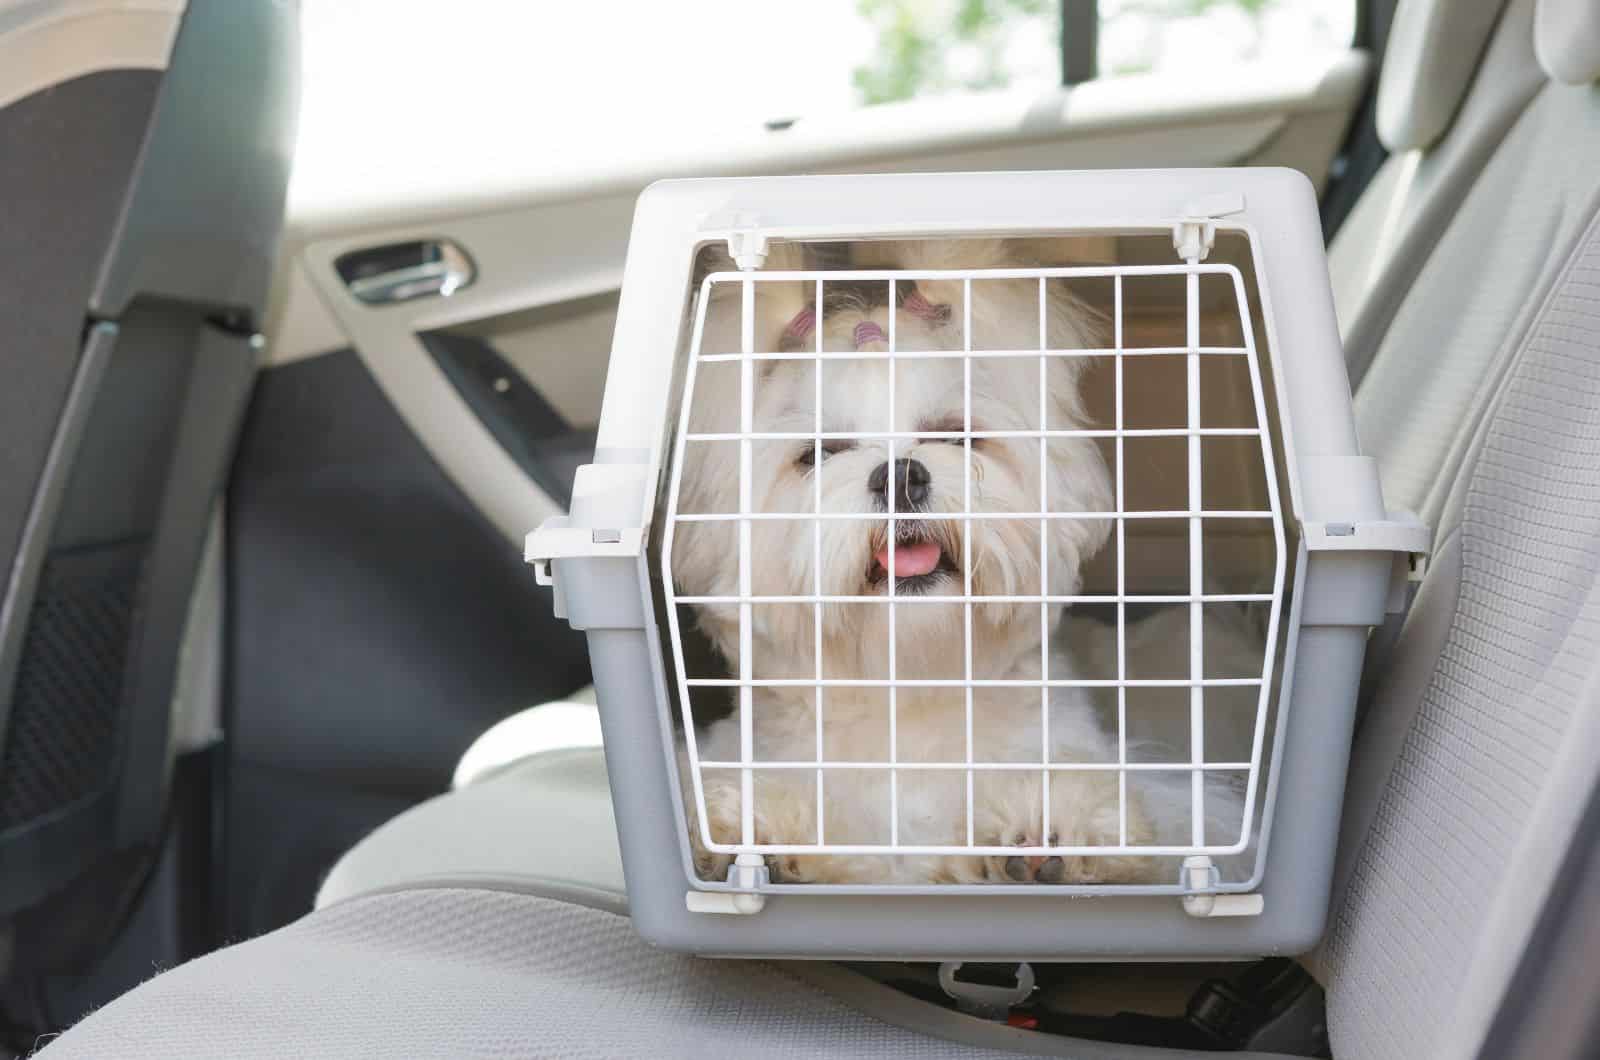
[868,457,931,510]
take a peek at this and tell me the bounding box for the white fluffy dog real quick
[672,241,1245,886]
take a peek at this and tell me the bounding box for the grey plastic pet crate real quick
[527,169,1426,959]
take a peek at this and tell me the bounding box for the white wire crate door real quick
[660,258,1287,873]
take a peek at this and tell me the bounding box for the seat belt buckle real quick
[1186,978,1267,1048]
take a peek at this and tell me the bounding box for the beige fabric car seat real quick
[1328,0,1544,382]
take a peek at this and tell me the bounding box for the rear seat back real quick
[1322,206,1600,1060]
[1317,3,1600,1054]
[1330,0,1543,381]
[1352,1,1600,532]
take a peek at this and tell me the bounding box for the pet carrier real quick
[527,169,1427,959]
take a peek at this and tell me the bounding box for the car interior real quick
[2,0,1599,1055]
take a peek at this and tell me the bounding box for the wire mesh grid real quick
[661,259,1287,872]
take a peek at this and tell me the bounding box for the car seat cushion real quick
[315,747,625,912]
[43,887,1303,1059]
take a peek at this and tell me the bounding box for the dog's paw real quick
[692,843,735,882]
[686,780,813,882]
[972,774,1166,884]
[686,772,743,881]
[764,853,805,883]
[977,829,1071,884]
[691,838,808,884]
[978,828,1153,885]
[1045,788,1166,885]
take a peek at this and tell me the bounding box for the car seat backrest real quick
[0,0,298,972]
[1317,4,1600,1054]
[1329,0,1545,384]
[1353,0,1600,532]
[0,4,177,625]
[1377,0,1514,153]
[1534,0,1600,86]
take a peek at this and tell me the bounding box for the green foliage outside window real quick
[852,0,1288,104]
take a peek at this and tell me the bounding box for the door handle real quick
[336,239,476,305]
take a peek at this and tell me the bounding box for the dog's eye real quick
[795,440,856,468]
[918,419,984,449]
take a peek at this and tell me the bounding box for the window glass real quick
[1098,0,1356,79]
[850,0,1062,104]
[295,1,1355,199]
[848,1,1355,102]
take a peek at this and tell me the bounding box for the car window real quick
[854,0,1356,101]
[1097,0,1355,80]
[294,1,1355,201]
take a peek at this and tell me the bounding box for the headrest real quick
[1536,0,1600,84]
[1378,0,1511,151]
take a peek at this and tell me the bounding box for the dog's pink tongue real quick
[877,539,942,578]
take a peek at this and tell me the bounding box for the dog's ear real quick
[1043,280,1109,429]
[1044,280,1109,349]
[695,241,818,369]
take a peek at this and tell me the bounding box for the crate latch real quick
[685,854,769,915]
[1301,510,1430,558]
[524,516,644,588]
[1180,856,1264,919]
[1172,192,1246,263]
[1302,508,1431,621]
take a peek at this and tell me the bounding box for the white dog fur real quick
[672,240,1248,886]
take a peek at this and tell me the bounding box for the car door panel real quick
[273,51,1367,545]
[224,346,590,936]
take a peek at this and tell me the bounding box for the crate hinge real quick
[1180,856,1264,919]
[1172,192,1246,263]
[727,229,769,270]
[702,209,772,270]
[685,854,769,915]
